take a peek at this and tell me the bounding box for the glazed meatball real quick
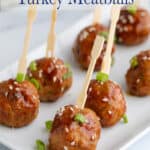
[27,57,72,102]
[116,7,150,45]
[85,80,126,127]
[49,105,101,150]
[73,24,115,71]
[126,50,150,96]
[0,79,40,128]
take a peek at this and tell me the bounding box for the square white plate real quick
[0,8,150,150]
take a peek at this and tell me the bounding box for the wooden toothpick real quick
[17,5,37,78]
[93,6,101,24]
[101,5,120,75]
[76,36,105,109]
[46,0,57,57]
[134,0,139,6]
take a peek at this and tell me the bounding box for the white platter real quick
[0,8,150,150]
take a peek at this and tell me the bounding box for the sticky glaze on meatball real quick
[0,79,40,128]
[116,7,150,45]
[49,105,101,150]
[27,57,73,102]
[126,50,150,96]
[85,80,126,127]
[73,24,115,71]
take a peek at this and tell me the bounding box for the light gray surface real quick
[0,7,150,150]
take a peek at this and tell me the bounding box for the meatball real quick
[116,7,150,45]
[27,57,72,102]
[0,79,40,128]
[73,23,115,71]
[126,50,150,96]
[85,80,126,127]
[49,105,101,150]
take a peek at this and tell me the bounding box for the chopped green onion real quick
[99,31,109,40]
[99,31,117,42]
[16,73,25,83]
[96,72,109,82]
[111,56,115,67]
[122,114,128,124]
[74,113,86,124]
[25,75,30,81]
[30,78,40,89]
[63,63,72,80]
[130,56,138,68]
[63,72,72,80]
[36,140,45,150]
[29,61,37,71]
[45,120,53,131]
[65,63,71,69]
[127,5,137,15]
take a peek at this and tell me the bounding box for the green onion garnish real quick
[74,113,86,124]
[25,75,30,81]
[99,31,109,40]
[63,72,72,80]
[29,61,37,71]
[96,72,109,82]
[127,5,137,15]
[63,63,72,80]
[99,31,117,43]
[30,78,40,89]
[36,140,45,150]
[16,73,25,83]
[45,120,53,131]
[130,56,138,68]
[122,114,128,124]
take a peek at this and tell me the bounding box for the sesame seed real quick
[29,73,32,77]
[89,27,96,32]
[85,119,89,124]
[118,27,123,33]
[15,93,22,99]
[142,56,150,60]
[48,67,53,73]
[108,110,112,115]
[64,146,68,150]
[128,15,134,24]
[53,76,57,82]
[61,87,64,92]
[136,79,140,83]
[39,70,43,78]
[122,19,127,24]
[4,92,8,97]
[124,26,128,32]
[15,88,20,92]
[57,107,65,117]
[60,79,63,83]
[91,135,96,141]
[70,141,76,146]
[70,107,74,112]
[119,15,125,21]
[32,95,37,100]
[88,88,92,93]
[14,81,18,85]
[56,65,59,69]
[53,60,56,64]
[65,127,69,133]
[80,31,89,41]
[102,97,109,102]
[118,37,123,42]
[9,85,13,90]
